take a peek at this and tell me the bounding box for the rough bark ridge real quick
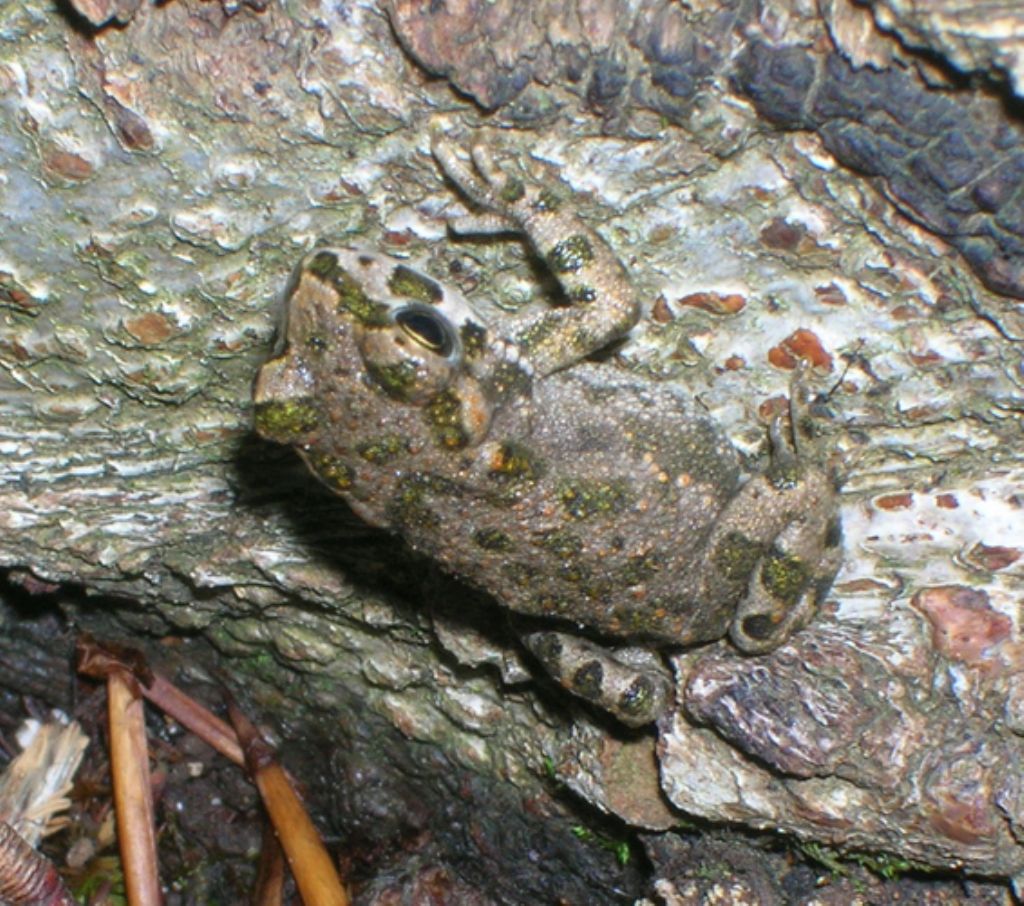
[1,0,1023,895]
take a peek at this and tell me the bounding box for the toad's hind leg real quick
[521,630,672,727]
[703,374,842,653]
[727,470,842,652]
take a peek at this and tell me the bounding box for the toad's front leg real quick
[431,135,640,375]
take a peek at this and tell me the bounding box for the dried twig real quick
[144,672,244,766]
[228,702,350,906]
[252,819,286,906]
[76,634,351,904]
[76,634,243,766]
[106,667,162,906]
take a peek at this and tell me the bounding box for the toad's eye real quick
[396,307,455,357]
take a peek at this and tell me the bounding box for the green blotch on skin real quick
[389,474,460,530]
[367,360,420,398]
[306,250,339,279]
[618,676,659,720]
[423,474,461,495]
[571,661,605,701]
[333,267,390,326]
[516,317,565,356]
[483,484,527,510]
[460,321,488,360]
[580,578,614,604]
[487,360,532,398]
[502,561,537,588]
[499,177,526,203]
[619,552,662,585]
[566,284,597,304]
[761,547,810,606]
[356,435,406,463]
[557,559,590,584]
[536,529,582,559]
[472,527,512,551]
[713,531,765,583]
[388,265,443,305]
[489,441,543,482]
[767,454,802,490]
[559,478,631,520]
[536,594,572,615]
[309,453,354,491]
[548,234,595,273]
[529,632,563,664]
[608,606,664,637]
[533,188,562,212]
[391,495,438,531]
[622,422,663,458]
[253,398,319,443]
[796,411,820,445]
[425,388,468,449]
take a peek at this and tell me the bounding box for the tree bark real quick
[2,0,1023,895]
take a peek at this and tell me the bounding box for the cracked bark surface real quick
[2,0,1024,897]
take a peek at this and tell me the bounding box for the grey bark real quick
[2,0,1024,896]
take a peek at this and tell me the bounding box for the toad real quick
[253,136,842,725]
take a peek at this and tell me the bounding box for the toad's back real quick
[340,363,748,645]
